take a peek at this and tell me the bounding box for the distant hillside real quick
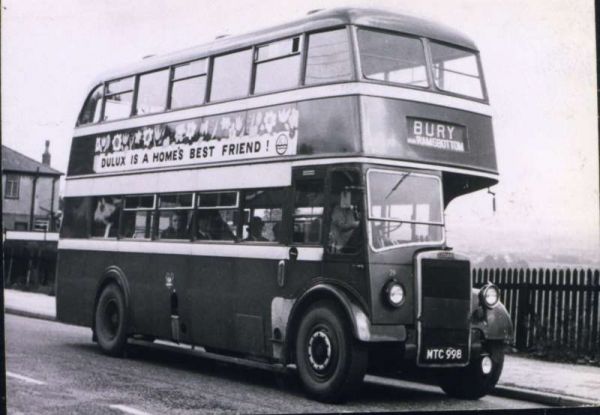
[468,251,599,270]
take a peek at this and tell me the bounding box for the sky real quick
[2,0,598,262]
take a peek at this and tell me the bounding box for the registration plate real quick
[423,347,465,362]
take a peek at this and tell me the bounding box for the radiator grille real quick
[421,259,471,300]
[418,257,471,366]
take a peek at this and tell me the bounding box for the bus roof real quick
[95,7,478,84]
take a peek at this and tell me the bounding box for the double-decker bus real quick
[57,8,512,402]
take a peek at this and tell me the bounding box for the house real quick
[2,142,63,291]
[2,141,63,231]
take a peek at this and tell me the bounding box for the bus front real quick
[352,22,513,398]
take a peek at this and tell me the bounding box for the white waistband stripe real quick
[64,157,497,197]
[58,239,324,262]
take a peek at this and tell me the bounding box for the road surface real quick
[5,314,545,414]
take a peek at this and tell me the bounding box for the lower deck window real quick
[122,195,155,239]
[122,211,153,239]
[196,209,237,241]
[242,189,284,242]
[92,196,122,238]
[63,188,289,243]
[293,179,324,244]
[158,193,194,240]
[158,210,191,240]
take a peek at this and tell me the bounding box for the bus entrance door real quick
[322,168,368,296]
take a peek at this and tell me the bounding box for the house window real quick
[14,222,28,230]
[5,175,20,199]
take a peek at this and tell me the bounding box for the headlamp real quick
[384,280,405,307]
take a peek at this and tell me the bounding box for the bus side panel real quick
[57,248,177,341]
[186,254,324,359]
[232,257,279,356]
[187,255,236,350]
[118,251,174,340]
[56,249,115,327]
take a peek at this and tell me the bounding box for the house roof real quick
[2,146,63,176]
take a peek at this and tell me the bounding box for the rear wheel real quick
[295,301,367,403]
[438,341,505,399]
[94,283,128,356]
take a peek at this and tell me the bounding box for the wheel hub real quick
[307,330,332,371]
[481,355,493,374]
[103,299,120,338]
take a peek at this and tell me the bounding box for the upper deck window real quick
[171,59,207,109]
[305,29,353,85]
[135,69,169,115]
[104,77,134,121]
[430,42,484,100]
[254,37,301,94]
[357,29,428,88]
[77,85,103,126]
[210,49,253,102]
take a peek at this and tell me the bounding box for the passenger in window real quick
[272,222,281,242]
[161,212,187,239]
[93,197,121,238]
[196,213,212,240]
[246,216,268,242]
[329,190,360,253]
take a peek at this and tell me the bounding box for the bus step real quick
[127,338,289,374]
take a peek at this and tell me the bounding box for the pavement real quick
[4,288,600,408]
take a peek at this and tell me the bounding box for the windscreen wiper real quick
[385,172,411,200]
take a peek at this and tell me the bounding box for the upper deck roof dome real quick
[94,7,478,84]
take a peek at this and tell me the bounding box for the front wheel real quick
[94,283,128,356]
[438,341,505,399]
[295,301,367,403]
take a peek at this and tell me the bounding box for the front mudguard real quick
[470,289,513,344]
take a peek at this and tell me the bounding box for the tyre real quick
[438,341,505,399]
[295,301,367,403]
[94,283,128,356]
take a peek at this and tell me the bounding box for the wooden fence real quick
[473,268,600,359]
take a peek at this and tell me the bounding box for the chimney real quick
[42,140,51,166]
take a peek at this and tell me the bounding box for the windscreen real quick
[367,170,444,250]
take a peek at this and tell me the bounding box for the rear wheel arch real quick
[92,266,131,334]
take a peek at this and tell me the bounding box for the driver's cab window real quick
[327,170,363,254]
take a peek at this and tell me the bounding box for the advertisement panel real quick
[92,104,299,173]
